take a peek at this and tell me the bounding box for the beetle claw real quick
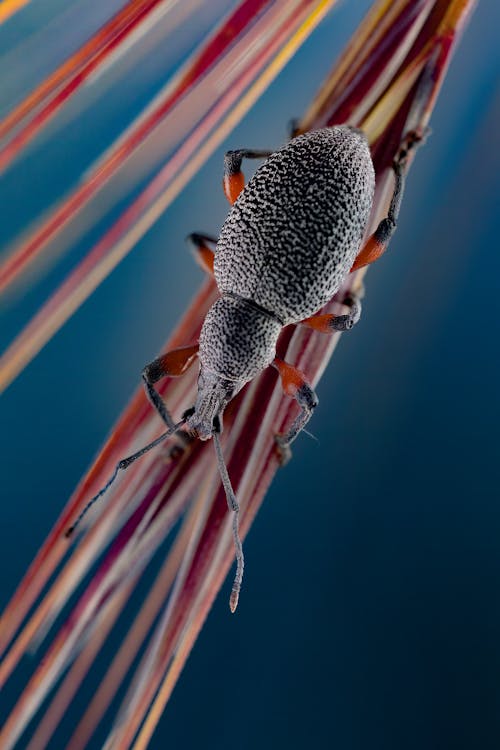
[275,434,292,466]
[343,284,365,307]
[394,127,430,169]
[167,430,195,461]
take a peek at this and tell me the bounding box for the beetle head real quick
[186,296,281,439]
[184,366,241,440]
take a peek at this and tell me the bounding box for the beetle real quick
[67,124,423,611]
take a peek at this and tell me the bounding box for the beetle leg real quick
[300,289,363,333]
[271,358,319,465]
[142,344,199,430]
[223,149,273,204]
[186,232,216,275]
[351,129,426,271]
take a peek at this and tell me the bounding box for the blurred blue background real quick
[1,1,499,748]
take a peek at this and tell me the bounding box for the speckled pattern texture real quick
[215,125,375,323]
[199,296,282,382]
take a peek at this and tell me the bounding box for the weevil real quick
[67,125,424,611]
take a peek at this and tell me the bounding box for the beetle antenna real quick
[65,416,188,538]
[213,430,244,613]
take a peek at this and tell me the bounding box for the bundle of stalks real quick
[0,1,476,748]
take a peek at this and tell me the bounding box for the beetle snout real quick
[186,420,213,442]
[185,367,237,441]
[185,402,218,441]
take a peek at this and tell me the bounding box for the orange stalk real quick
[0,0,166,149]
[0,1,477,748]
[0,0,30,25]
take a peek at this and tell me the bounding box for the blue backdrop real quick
[1,1,499,748]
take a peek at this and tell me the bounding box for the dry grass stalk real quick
[0,0,476,747]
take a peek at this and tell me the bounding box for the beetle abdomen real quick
[215,126,375,323]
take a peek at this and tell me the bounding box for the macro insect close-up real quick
[1,1,499,749]
[66,123,421,614]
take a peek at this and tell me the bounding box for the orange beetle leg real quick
[223,148,273,205]
[300,292,362,332]
[271,358,318,465]
[272,358,308,397]
[223,172,245,205]
[187,233,215,275]
[142,344,199,430]
[145,344,199,382]
[351,128,427,272]
[351,233,386,271]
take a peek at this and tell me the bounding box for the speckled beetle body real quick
[70,125,423,611]
[216,126,374,322]
[194,126,374,438]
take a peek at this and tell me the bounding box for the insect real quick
[67,125,423,611]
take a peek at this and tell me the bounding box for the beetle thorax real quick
[185,295,282,439]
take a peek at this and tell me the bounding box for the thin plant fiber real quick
[0,1,476,748]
